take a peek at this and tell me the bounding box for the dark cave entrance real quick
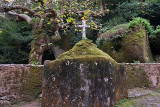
[42,48,55,64]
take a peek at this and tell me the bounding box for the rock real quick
[0,100,11,107]
[52,35,73,58]
[99,24,152,63]
[39,94,42,98]
[42,40,128,107]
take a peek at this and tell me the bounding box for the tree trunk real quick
[100,0,104,16]
[29,29,49,65]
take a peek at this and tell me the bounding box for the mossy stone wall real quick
[0,64,43,105]
[123,63,160,89]
[1,63,160,106]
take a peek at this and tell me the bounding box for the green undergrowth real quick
[129,17,153,33]
[152,25,160,37]
[115,97,145,107]
[97,24,129,47]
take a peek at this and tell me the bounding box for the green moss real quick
[57,40,115,60]
[99,24,152,63]
[96,24,129,48]
[29,29,49,65]
[126,65,150,89]
[122,27,152,62]
[46,40,119,70]
[100,24,129,39]
[115,98,142,107]
[20,66,43,101]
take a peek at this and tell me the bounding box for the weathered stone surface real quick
[11,88,160,107]
[42,40,128,107]
[116,88,160,107]
[0,64,43,105]
[0,63,160,106]
[99,24,152,63]
[123,63,160,89]
[0,100,11,107]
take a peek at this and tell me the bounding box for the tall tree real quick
[0,0,108,64]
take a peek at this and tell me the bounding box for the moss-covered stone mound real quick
[42,40,128,107]
[58,40,115,59]
[99,24,152,63]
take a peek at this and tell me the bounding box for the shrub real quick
[141,1,160,26]
[115,1,160,27]
[129,17,153,33]
[152,25,160,36]
[99,16,127,33]
[0,18,33,64]
[115,1,142,21]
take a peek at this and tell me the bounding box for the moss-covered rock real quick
[58,40,116,60]
[42,40,128,107]
[99,24,152,63]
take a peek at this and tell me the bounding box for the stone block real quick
[42,40,128,107]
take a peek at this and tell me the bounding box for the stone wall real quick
[42,58,127,107]
[1,63,160,106]
[123,63,160,89]
[0,64,43,106]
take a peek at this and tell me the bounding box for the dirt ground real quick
[11,99,41,107]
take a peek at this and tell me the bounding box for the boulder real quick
[42,40,128,107]
[99,24,152,63]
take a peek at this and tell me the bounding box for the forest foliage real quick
[0,0,160,63]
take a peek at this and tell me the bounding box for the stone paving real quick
[11,88,160,107]
[116,88,160,107]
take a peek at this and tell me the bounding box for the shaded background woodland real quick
[0,0,160,64]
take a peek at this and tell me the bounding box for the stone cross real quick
[77,19,90,40]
